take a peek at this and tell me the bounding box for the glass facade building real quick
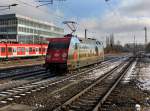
[0,14,64,44]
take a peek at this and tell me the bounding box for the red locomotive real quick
[0,43,47,59]
[45,34,104,72]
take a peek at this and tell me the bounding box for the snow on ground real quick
[122,59,137,83]
[137,57,150,91]
[85,60,124,80]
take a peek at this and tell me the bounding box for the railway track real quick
[0,57,126,107]
[0,65,44,78]
[53,57,134,111]
[0,56,124,80]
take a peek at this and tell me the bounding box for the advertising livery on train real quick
[45,34,104,72]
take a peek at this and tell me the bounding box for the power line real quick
[37,0,66,6]
[15,0,64,19]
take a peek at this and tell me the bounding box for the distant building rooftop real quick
[0,13,54,27]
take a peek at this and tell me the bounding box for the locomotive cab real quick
[45,35,72,71]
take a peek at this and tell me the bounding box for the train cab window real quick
[1,47,5,53]
[48,42,69,49]
[8,47,12,52]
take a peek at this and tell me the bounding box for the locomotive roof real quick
[78,37,103,45]
[47,34,103,45]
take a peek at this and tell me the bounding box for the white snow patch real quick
[137,58,150,91]
[85,60,123,80]
[122,60,137,83]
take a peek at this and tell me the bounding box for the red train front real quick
[45,36,71,71]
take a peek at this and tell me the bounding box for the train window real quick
[26,48,29,52]
[42,48,45,52]
[8,47,12,52]
[17,48,20,52]
[39,48,41,52]
[29,48,32,52]
[33,48,35,52]
[48,42,69,49]
[1,47,5,53]
[36,48,38,52]
[13,48,17,52]
[22,48,25,52]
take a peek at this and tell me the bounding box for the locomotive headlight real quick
[62,53,67,58]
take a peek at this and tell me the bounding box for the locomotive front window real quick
[48,42,69,49]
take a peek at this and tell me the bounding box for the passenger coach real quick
[0,43,47,59]
[45,34,104,71]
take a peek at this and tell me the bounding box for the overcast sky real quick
[0,0,150,45]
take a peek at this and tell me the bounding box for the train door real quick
[35,47,39,55]
[25,47,29,56]
[13,47,17,57]
[1,47,6,58]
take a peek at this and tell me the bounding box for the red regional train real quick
[45,34,104,72]
[0,43,47,59]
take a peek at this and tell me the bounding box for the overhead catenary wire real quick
[104,0,128,45]
[15,0,64,19]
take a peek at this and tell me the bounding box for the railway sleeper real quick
[103,101,112,105]
[69,105,84,111]
[75,99,97,106]
[80,96,99,101]
[86,91,103,96]
[71,102,96,111]
[90,88,103,93]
